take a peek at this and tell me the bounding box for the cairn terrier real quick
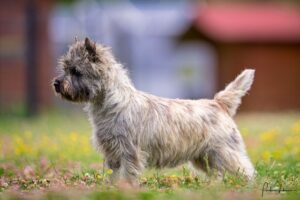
[53,38,255,186]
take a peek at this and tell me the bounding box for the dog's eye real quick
[70,67,82,76]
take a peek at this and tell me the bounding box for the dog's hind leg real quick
[192,147,255,179]
[191,150,225,178]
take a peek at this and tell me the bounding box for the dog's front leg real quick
[118,135,142,187]
[105,157,121,183]
[104,134,142,187]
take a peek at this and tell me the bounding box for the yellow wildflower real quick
[70,132,79,143]
[259,129,278,143]
[106,169,113,175]
[24,131,32,139]
[291,120,300,134]
[262,151,271,161]
[96,174,102,180]
[272,150,283,160]
[170,175,177,179]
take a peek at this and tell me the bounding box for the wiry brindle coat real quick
[53,38,256,185]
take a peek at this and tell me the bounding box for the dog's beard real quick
[56,80,91,103]
[60,91,75,101]
[61,90,90,102]
[60,89,90,102]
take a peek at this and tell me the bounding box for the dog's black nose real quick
[53,79,60,93]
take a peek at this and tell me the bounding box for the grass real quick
[0,110,299,199]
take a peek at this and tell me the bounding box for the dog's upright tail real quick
[214,69,255,117]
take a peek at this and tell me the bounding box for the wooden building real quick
[178,4,300,111]
[0,0,53,114]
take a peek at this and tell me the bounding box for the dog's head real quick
[53,37,114,103]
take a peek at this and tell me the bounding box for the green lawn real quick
[0,111,299,199]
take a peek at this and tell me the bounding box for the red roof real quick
[194,4,300,42]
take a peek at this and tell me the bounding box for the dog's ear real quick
[84,37,98,62]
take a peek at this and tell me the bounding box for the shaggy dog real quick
[53,38,255,186]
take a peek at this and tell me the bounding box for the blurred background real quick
[1,1,300,196]
[0,0,300,115]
